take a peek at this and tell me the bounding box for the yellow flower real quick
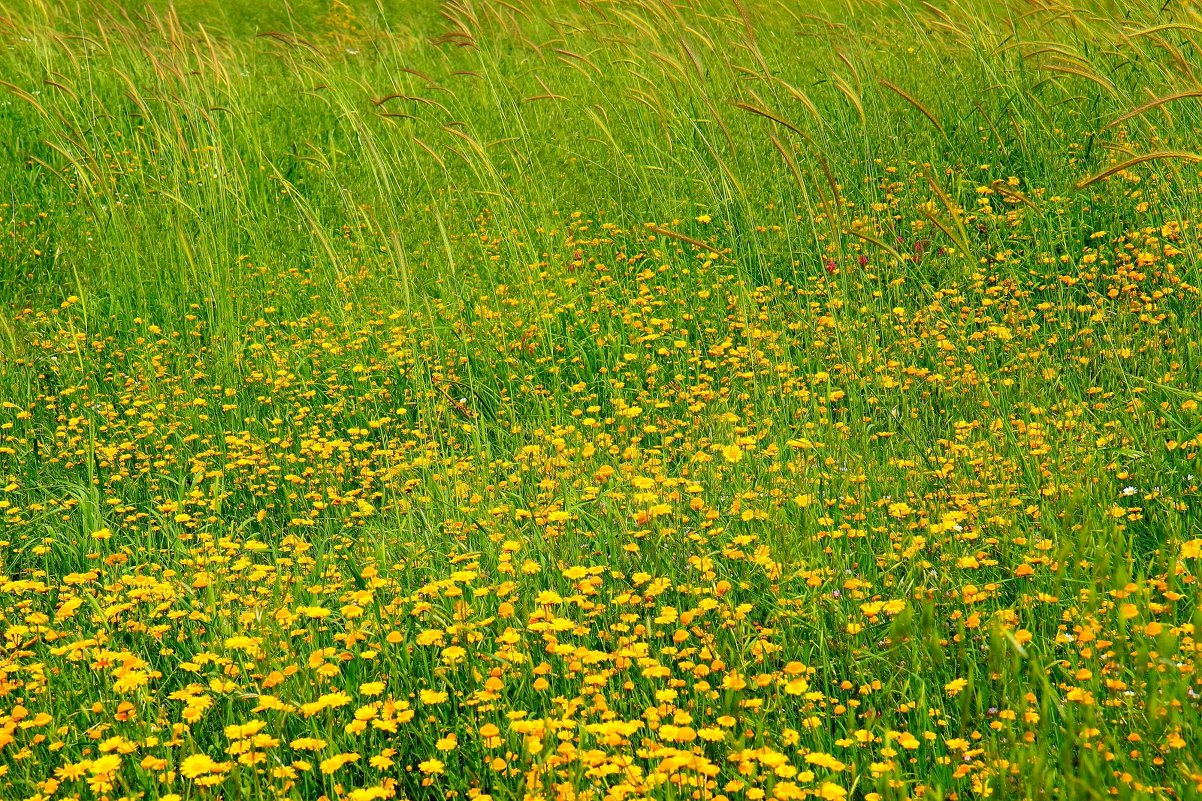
[55,761,91,781]
[420,689,449,705]
[944,678,968,696]
[784,677,810,695]
[224,720,267,740]
[319,753,359,774]
[112,670,148,694]
[805,752,845,772]
[289,737,327,751]
[89,755,122,775]
[180,754,226,779]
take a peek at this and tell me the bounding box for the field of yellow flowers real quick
[1,0,1201,799]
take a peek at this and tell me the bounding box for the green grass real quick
[0,0,1201,799]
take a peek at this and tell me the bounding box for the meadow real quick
[1,0,1201,798]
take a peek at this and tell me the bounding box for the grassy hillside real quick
[1,0,1201,798]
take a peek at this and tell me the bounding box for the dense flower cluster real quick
[2,207,1201,799]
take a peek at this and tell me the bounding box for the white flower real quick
[1120,486,1137,496]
